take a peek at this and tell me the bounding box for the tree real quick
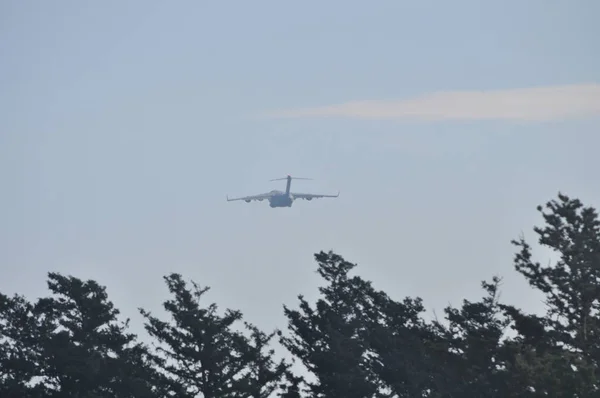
[0,272,160,397]
[362,291,438,397]
[40,273,160,397]
[140,273,287,398]
[279,252,511,398]
[502,192,600,396]
[0,292,51,397]
[237,323,290,398]
[279,251,384,398]
[431,277,513,397]
[276,368,305,398]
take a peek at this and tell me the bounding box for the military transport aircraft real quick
[226,175,339,208]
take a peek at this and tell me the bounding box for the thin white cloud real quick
[262,83,600,122]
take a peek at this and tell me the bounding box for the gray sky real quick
[2,1,599,346]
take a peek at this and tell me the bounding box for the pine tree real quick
[1,272,160,397]
[40,272,159,397]
[279,251,383,398]
[276,369,305,398]
[365,293,438,397]
[431,277,511,397]
[237,323,290,398]
[504,193,600,396]
[140,273,287,398]
[0,292,51,397]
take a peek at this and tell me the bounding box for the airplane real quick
[226,175,339,208]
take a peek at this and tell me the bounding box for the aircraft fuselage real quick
[269,193,293,208]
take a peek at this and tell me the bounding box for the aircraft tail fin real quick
[270,175,312,195]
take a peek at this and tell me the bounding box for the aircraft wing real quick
[291,191,340,200]
[226,192,275,202]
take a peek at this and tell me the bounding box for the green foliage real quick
[1,192,598,396]
[139,273,288,397]
[0,292,50,397]
[364,293,435,397]
[505,193,600,396]
[430,277,512,397]
[0,273,159,397]
[279,251,382,397]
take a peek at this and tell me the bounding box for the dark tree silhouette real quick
[279,251,385,398]
[430,277,512,397]
[363,292,437,397]
[501,193,600,396]
[140,273,287,398]
[2,192,598,397]
[0,292,51,397]
[0,273,159,397]
[276,368,305,398]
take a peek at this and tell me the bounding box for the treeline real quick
[1,192,599,397]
